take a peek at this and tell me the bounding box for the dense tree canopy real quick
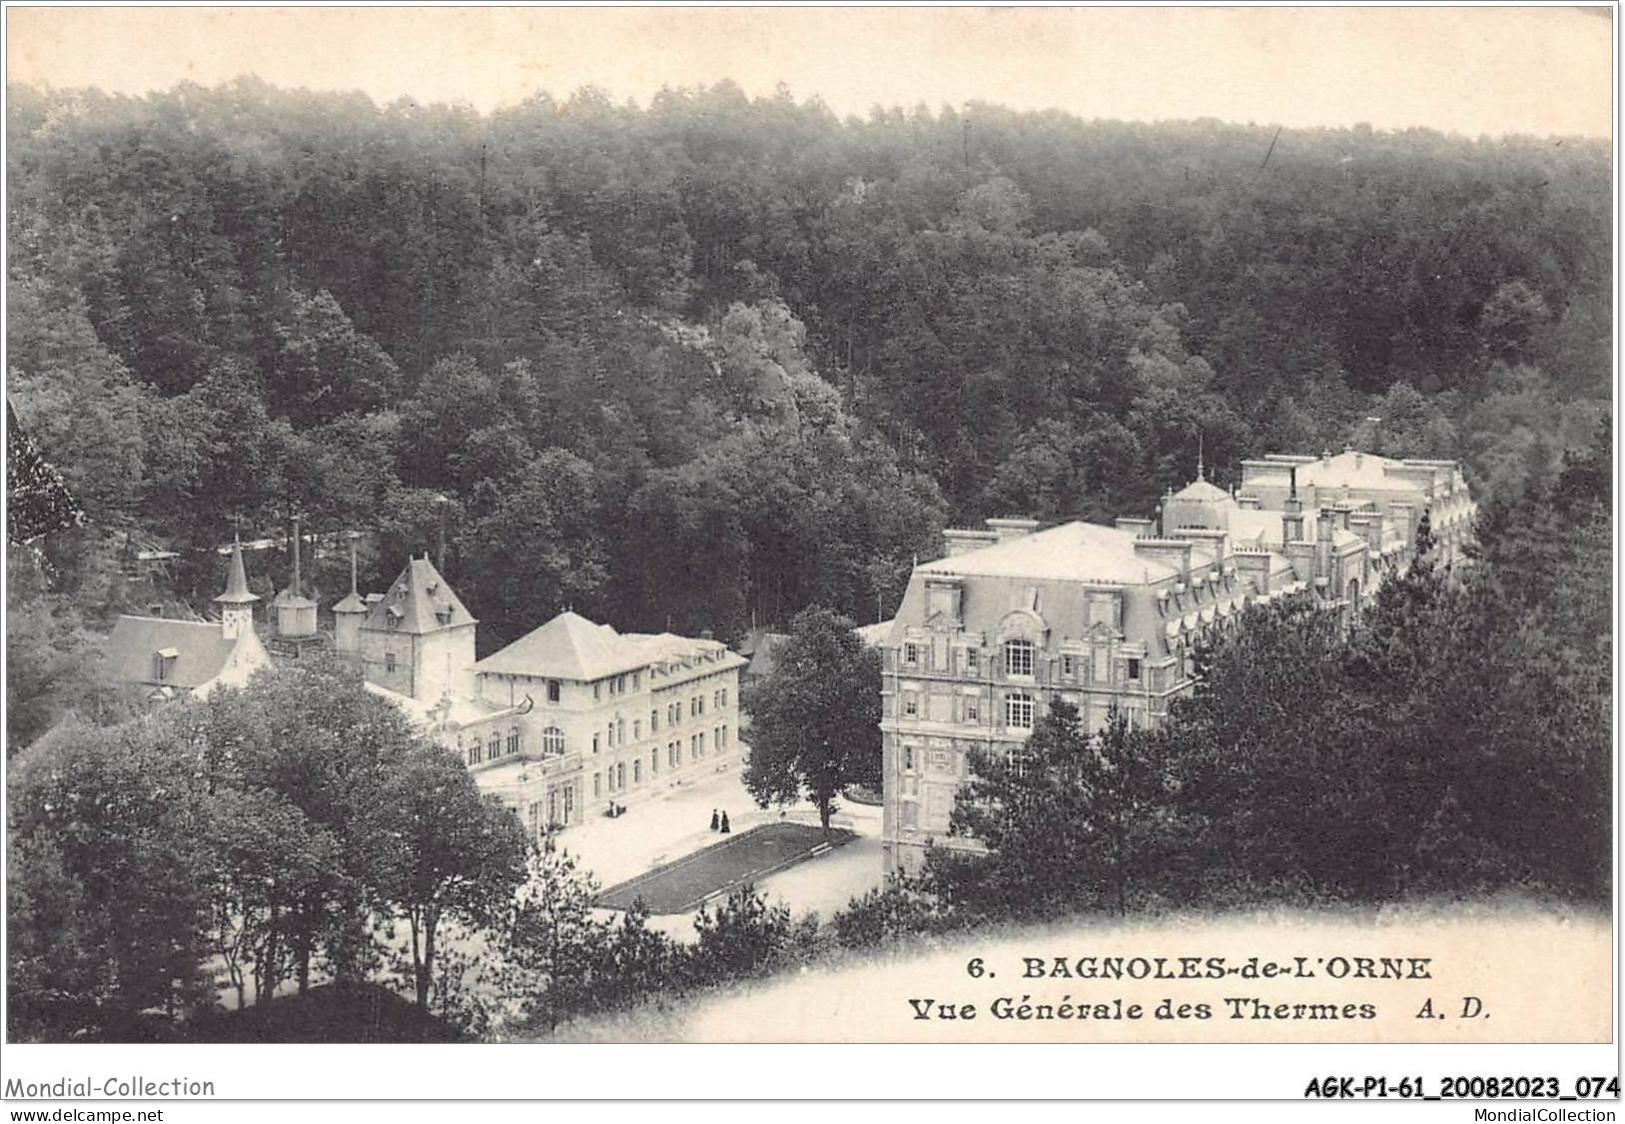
[6,80,1608,688]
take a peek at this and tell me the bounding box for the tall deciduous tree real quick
[379,745,528,1013]
[742,606,881,833]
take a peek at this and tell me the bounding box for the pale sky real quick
[5,6,1615,138]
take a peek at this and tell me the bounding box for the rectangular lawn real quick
[595,821,855,915]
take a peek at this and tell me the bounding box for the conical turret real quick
[274,516,318,640]
[332,533,368,655]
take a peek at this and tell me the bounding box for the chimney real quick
[1316,508,1337,543]
[1232,551,1273,595]
[1282,466,1305,543]
[699,629,714,641]
[149,602,164,618]
[290,515,302,598]
[1133,538,1193,582]
[1115,516,1155,538]
[985,517,1040,544]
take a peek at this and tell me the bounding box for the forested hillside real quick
[6,80,1611,743]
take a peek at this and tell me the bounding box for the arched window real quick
[541,726,565,756]
[468,740,482,766]
[487,731,501,761]
[1003,639,1036,678]
[507,727,520,756]
[1005,693,1035,729]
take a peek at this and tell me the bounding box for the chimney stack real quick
[943,528,999,558]
[985,517,1040,544]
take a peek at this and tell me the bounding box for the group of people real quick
[709,808,732,834]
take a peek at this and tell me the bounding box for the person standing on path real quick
[720,810,731,834]
[710,808,720,831]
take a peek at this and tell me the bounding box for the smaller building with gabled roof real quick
[105,537,271,703]
[358,554,477,704]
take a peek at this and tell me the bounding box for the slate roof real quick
[916,521,1183,584]
[738,627,791,679]
[214,539,259,605]
[362,556,474,635]
[105,615,268,692]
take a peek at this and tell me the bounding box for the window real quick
[593,773,602,798]
[633,672,641,691]
[592,734,600,754]
[617,762,626,789]
[699,696,705,716]
[634,719,642,740]
[691,736,699,761]
[1004,639,1035,678]
[964,699,980,722]
[1127,658,1142,682]
[698,731,706,755]
[467,742,481,766]
[633,759,642,785]
[966,649,979,675]
[541,726,564,756]
[617,717,626,744]
[385,652,397,674]
[507,727,520,755]
[719,688,728,708]
[902,694,919,718]
[904,745,916,771]
[669,742,678,768]
[1006,693,1035,729]
[1061,655,1075,678]
[594,682,601,702]
[547,679,561,703]
[652,748,660,774]
[904,642,919,665]
[488,731,500,760]
[651,709,659,732]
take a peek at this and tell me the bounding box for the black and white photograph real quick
[1,2,1615,1111]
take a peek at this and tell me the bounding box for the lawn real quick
[596,821,856,915]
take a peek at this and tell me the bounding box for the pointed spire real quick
[215,535,259,604]
[349,536,359,597]
[1196,432,1206,481]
